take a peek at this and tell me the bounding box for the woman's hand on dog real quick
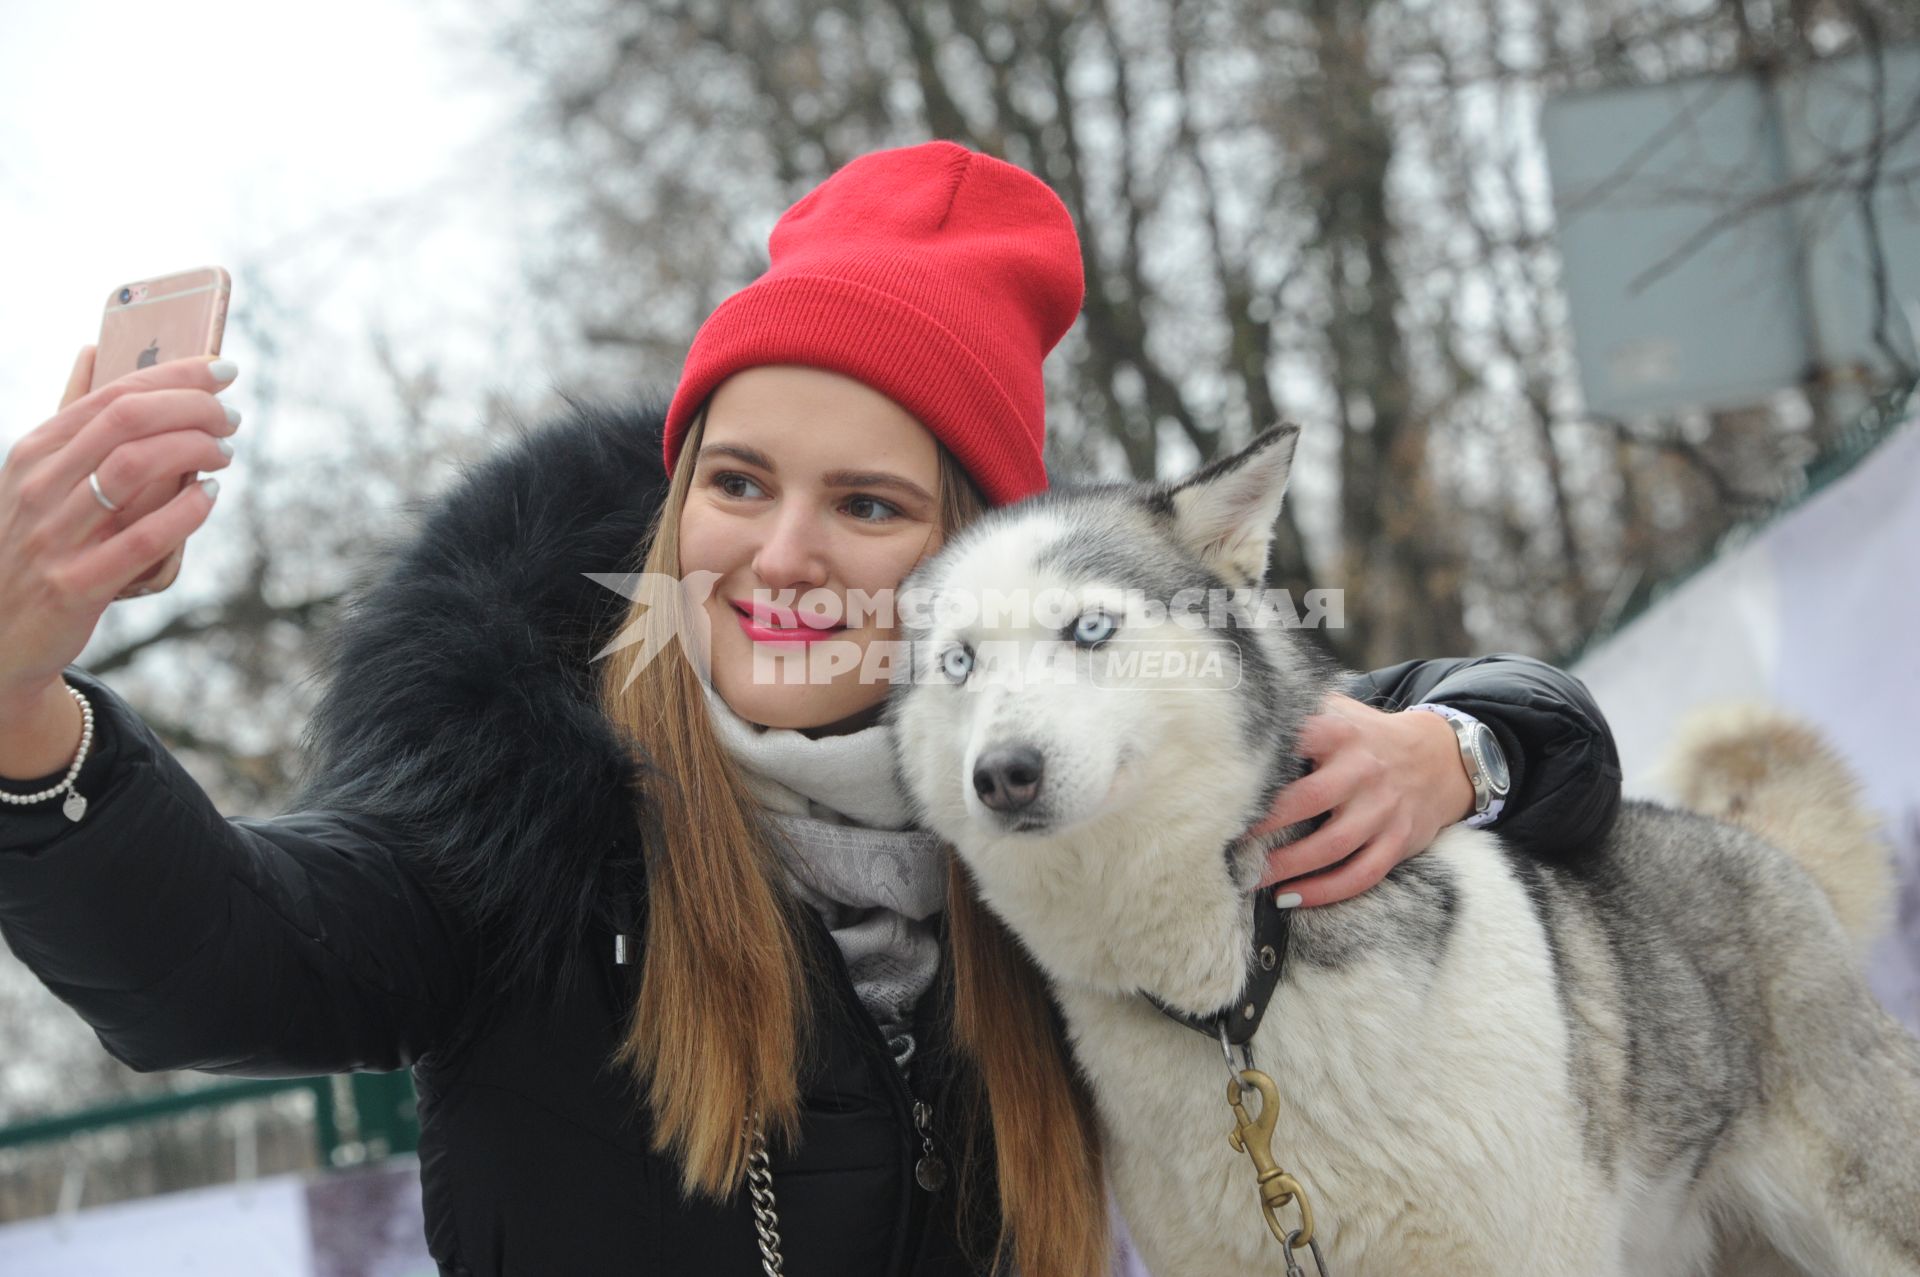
[1243,693,1476,907]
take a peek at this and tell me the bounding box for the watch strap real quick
[1408,702,1506,828]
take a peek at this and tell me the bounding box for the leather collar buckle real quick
[1145,884,1292,1047]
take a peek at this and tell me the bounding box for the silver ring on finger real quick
[88,471,123,513]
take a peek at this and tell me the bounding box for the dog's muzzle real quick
[973,745,1044,814]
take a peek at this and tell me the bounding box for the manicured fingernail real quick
[224,404,241,427]
[1273,891,1303,909]
[208,359,239,386]
[200,477,220,501]
[214,437,234,457]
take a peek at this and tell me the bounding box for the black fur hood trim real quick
[289,399,671,1001]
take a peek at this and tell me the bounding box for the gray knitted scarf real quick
[701,684,948,1071]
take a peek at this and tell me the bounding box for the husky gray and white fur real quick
[886,427,1920,1277]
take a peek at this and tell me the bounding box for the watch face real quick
[1474,723,1511,793]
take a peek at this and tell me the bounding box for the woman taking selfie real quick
[0,142,1620,1276]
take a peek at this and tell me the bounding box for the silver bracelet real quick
[0,682,95,822]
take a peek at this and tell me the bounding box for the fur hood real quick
[289,399,672,1001]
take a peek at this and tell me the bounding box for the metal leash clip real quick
[1218,1024,1328,1273]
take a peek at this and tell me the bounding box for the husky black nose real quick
[974,746,1045,813]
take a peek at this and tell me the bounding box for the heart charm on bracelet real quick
[62,791,87,822]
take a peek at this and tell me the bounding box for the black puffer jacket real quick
[0,402,1621,1276]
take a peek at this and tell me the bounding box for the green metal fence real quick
[0,1069,419,1168]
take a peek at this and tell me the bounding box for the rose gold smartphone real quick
[89,266,232,599]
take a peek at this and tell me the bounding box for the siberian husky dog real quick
[887,427,1920,1277]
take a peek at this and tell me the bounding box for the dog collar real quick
[1145,881,1293,1048]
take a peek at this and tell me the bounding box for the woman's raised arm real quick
[0,666,481,1077]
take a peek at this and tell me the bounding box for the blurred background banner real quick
[1545,45,1920,417]
[1574,391,1920,1032]
[0,1159,432,1276]
[1,0,1916,1262]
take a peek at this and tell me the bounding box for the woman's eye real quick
[941,645,974,683]
[1072,611,1117,647]
[846,494,903,523]
[715,472,765,499]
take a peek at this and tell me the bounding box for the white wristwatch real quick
[1408,703,1509,828]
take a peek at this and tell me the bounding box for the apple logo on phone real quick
[136,340,160,369]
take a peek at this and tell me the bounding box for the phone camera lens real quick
[118,288,133,304]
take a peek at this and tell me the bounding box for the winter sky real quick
[0,0,539,459]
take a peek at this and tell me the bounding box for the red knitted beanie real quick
[663,141,1084,507]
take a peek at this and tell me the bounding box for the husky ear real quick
[1157,426,1300,585]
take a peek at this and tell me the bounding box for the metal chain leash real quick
[1283,1228,1332,1277]
[746,1114,786,1277]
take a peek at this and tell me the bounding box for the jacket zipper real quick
[911,1098,948,1191]
[610,904,955,1271]
[796,908,951,1275]
[799,909,942,1152]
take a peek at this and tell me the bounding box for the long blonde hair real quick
[596,408,1109,1275]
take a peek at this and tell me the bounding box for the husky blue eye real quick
[1072,612,1116,646]
[941,645,973,682]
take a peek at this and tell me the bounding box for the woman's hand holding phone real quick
[87,266,231,597]
[0,349,238,769]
